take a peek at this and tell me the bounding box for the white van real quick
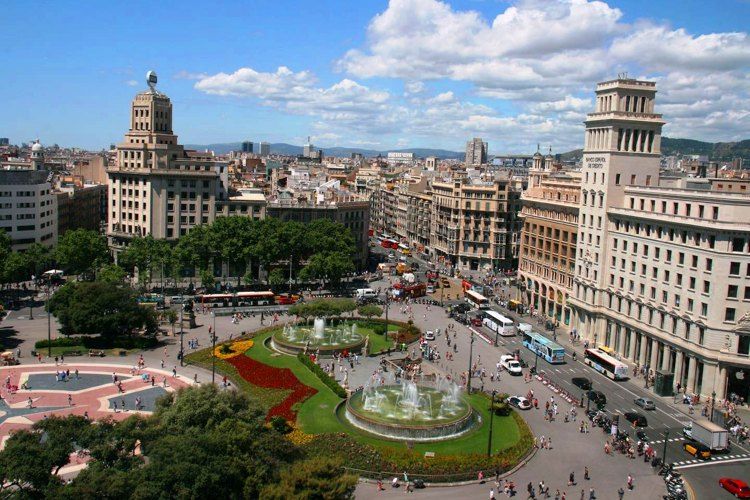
[356,288,378,299]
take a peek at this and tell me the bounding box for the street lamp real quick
[46,286,51,358]
[29,275,35,320]
[580,392,585,408]
[662,429,669,466]
[211,311,217,384]
[487,389,496,456]
[710,390,716,422]
[179,304,185,367]
[467,330,475,392]
[533,349,539,375]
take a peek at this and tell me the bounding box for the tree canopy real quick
[54,229,110,277]
[0,385,356,499]
[48,281,157,337]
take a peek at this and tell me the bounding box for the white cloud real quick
[125,80,138,87]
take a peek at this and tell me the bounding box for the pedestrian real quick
[584,467,589,481]
[627,474,633,490]
[569,472,575,486]
[74,368,79,380]
[617,487,624,499]
[60,354,64,364]
[588,488,595,500]
[54,356,58,366]
[193,373,198,383]
[490,487,495,499]
[67,394,72,406]
[161,359,165,369]
[172,366,177,378]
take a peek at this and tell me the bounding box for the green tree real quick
[199,268,215,290]
[48,281,157,338]
[300,251,355,288]
[260,457,357,500]
[55,229,109,277]
[119,235,172,287]
[3,251,29,285]
[268,268,286,286]
[0,430,62,496]
[304,219,355,256]
[0,229,11,272]
[357,304,383,319]
[96,263,127,284]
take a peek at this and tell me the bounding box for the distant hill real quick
[559,137,750,161]
[184,142,464,159]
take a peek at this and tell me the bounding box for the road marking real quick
[674,455,750,469]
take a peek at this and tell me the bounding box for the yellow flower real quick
[213,339,254,359]
[286,423,314,446]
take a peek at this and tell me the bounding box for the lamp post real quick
[580,392,585,408]
[533,349,539,375]
[28,275,35,320]
[179,305,184,367]
[487,389,496,456]
[383,290,390,338]
[467,330,475,393]
[46,286,51,358]
[209,311,218,384]
[662,429,669,466]
[710,390,716,422]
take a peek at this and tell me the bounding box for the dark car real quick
[587,390,607,407]
[454,303,471,314]
[623,412,648,427]
[572,377,592,390]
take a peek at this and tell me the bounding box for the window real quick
[689,277,696,290]
[691,255,698,268]
[630,174,636,184]
[725,308,736,322]
[731,262,741,275]
[666,250,672,262]
[745,287,750,300]
[712,207,719,220]
[706,258,713,272]
[664,270,670,282]
[662,291,668,303]
[701,303,708,316]
[687,299,694,312]
[732,238,745,252]
[676,274,682,286]
[698,205,705,218]
[678,252,684,265]
[615,174,621,185]
[728,285,739,299]
[703,281,710,294]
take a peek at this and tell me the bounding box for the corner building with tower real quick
[568,78,750,403]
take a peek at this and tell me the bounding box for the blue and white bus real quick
[483,311,516,337]
[522,331,566,364]
[584,348,629,380]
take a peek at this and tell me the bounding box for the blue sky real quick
[2,0,750,153]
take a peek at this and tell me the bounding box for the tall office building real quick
[259,142,271,157]
[106,71,225,251]
[568,78,750,401]
[241,141,253,153]
[0,170,57,251]
[465,137,488,166]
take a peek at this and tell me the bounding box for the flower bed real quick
[227,354,318,421]
[214,339,254,359]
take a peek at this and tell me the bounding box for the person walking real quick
[568,472,575,486]
[617,487,625,499]
[584,466,590,481]
[627,474,633,490]
[67,394,72,406]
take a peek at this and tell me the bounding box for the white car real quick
[500,355,523,376]
[424,330,435,341]
[506,395,531,410]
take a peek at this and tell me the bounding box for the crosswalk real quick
[672,452,750,468]
[649,436,686,445]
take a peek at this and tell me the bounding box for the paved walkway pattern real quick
[0,363,192,447]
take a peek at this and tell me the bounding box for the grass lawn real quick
[188,327,526,459]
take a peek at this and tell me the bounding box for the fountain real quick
[344,374,477,441]
[271,317,366,356]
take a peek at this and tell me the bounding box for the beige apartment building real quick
[567,77,750,401]
[107,74,265,256]
[430,176,520,272]
[405,178,432,257]
[518,152,581,325]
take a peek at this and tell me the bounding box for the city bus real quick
[584,348,629,380]
[465,289,490,309]
[197,291,275,308]
[483,310,516,337]
[522,331,566,364]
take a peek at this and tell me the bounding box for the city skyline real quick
[3,0,750,153]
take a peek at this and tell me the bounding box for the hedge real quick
[35,335,158,350]
[297,353,347,398]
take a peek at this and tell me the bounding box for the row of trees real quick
[0,385,357,498]
[118,217,357,289]
[0,215,357,290]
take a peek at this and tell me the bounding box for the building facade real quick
[57,184,107,235]
[465,137,488,166]
[106,75,226,253]
[518,153,581,325]
[568,78,750,401]
[0,170,57,250]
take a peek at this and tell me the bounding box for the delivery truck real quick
[683,418,729,452]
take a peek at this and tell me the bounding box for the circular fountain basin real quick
[271,323,365,356]
[345,384,476,441]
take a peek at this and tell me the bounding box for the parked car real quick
[719,478,750,498]
[572,377,592,390]
[683,441,711,460]
[426,285,435,293]
[500,355,523,376]
[506,395,531,410]
[634,397,656,410]
[587,390,607,407]
[424,330,435,341]
[623,412,648,427]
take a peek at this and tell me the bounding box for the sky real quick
[2,0,750,154]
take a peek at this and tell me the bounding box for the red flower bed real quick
[227,354,317,421]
